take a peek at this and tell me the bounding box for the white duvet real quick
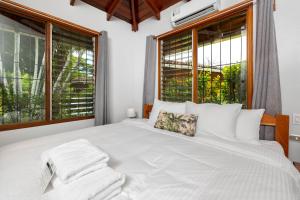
[0,119,299,200]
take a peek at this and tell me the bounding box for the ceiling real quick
[70,0,190,31]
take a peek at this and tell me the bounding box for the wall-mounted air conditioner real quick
[171,0,220,27]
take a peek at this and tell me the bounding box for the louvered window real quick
[0,3,98,131]
[160,31,193,102]
[159,11,250,107]
[52,26,95,120]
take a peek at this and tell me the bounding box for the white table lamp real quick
[127,108,136,118]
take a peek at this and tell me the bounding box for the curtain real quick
[95,31,109,126]
[142,35,157,113]
[252,0,282,140]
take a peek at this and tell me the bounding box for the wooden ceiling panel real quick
[71,0,186,31]
[79,0,108,12]
[138,1,152,21]
[114,1,132,21]
[106,0,122,20]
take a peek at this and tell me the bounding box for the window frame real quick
[0,0,100,131]
[157,1,253,108]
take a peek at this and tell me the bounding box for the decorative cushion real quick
[154,111,198,137]
[148,99,186,126]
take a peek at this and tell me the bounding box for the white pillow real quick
[236,109,265,144]
[148,99,186,126]
[185,101,242,140]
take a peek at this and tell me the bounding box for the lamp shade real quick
[127,108,136,118]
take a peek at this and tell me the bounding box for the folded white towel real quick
[51,162,107,187]
[46,167,126,200]
[41,139,109,184]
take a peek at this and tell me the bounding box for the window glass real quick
[197,14,247,105]
[159,13,248,106]
[160,31,193,102]
[0,10,45,125]
[52,26,95,120]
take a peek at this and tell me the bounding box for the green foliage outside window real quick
[0,30,45,125]
[0,26,95,125]
[162,62,247,105]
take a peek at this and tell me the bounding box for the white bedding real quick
[0,119,299,200]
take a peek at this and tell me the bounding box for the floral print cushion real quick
[154,111,198,136]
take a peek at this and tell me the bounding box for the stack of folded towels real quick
[41,139,125,200]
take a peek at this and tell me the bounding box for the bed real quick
[0,106,299,200]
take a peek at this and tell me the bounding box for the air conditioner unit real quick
[171,0,220,27]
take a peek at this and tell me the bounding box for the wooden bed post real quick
[275,115,289,157]
[143,104,153,119]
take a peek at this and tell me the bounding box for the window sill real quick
[0,116,95,132]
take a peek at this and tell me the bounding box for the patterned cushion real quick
[154,111,198,136]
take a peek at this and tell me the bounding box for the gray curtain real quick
[95,31,109,126]
[252,0,282,140]
[142,35,157,112]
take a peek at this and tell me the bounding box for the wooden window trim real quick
[192,28,198,103]
[157,39,162,100]
[0,0,99,131]
[157,1,254,108]
[0,0,100,37]
[0,116,95,131]
[45,22,52,122]
[246,4,253,108]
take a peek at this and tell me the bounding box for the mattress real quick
[0,119,299,200]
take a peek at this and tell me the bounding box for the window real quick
[160,31,193,102]
[158,4,253,108]
[197,14,247,105]
[0,2,98,130]
[52,26,95,120]
[0,11,46,125]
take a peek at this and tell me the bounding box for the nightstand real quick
[294,162,300,172]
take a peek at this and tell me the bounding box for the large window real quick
[0,11,46,125]
[197,14,247,105]
[52,26,95,120]
[161,31,192,102]
[0,2,98,130]
[159,5,253,108]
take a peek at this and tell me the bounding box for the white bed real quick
[0,119,299,200]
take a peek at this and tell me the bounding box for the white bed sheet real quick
[0,119,299,200]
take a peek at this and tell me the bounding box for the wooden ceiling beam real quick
[70,0,76,6]
[107,0,122,21]
[130,0,138,31]
[144,0,160,20]
[74,0,184,31]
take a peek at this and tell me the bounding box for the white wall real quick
[274,0,300,162]
[1,0,300,162]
